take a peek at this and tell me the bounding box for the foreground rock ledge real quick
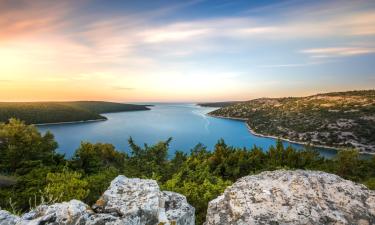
[0,175,195,225]
[205,170,375,225]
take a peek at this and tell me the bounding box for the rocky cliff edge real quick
[0,175,195,225]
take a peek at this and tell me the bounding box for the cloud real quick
[112,86,135,91]
[258,62,324,68]
[1,0,375,101]
[141,26,212,43]
[301,47,375,58]
[0,0,79,43]
[2,0,375,61]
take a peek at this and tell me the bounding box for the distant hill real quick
[198,101,242,108]
[61,101,150,114]
[0,101,150,124]
[209,90,375,153]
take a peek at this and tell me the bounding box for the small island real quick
[0,101,151,124]
[207,90,375,154]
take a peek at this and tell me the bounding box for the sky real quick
[0,0,374,102]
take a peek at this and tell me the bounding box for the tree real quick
[125,137,172,181]
[335,149,360,180]
[72,142,126,174]
[43,169,89,202]
[0,119,59,174]
[163,161,231,225]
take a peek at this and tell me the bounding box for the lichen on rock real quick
[0,175,195,225]
[204,170,375,225]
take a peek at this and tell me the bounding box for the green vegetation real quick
[44,170,89,203]
[198,101,241,108]
[0,119,374,224]
[0,101,150,124]
[209,90,375,154]
[66,101,150,114]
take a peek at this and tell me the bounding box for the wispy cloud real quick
[112,86,135,91]
[0,0,79,43]
[141,26,212,43]
[301,47,375,58]
[258,61,325,68]
[1,0,375,101]
[2,0,375,61]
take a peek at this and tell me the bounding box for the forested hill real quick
[198,101,242,107]
[0,101,150,124]
[209,90,375,154]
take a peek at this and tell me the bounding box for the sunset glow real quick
[1,0,375,102]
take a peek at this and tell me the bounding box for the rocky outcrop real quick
[92,175,194,225]
[205,170,375,225]
[92,176,162,224]
[20,200,92,225]
[0,175,194,225]
[0,210,20,225]
[163,191,195,225]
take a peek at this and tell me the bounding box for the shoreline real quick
[35,118,107,126]
[33,108,151,126]
[207,114,375,155]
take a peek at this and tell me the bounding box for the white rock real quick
[20,200,92,225]
[1,175,195,225]
[205,170,375,225]
[92,175,161,224]
[92,175,195,225]
[163,191,195,225]
[0,210,20,225]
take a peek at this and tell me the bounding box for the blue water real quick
[38,104,337,158]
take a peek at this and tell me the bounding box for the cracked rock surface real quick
[204,170,375,225]
[0,175,194,225]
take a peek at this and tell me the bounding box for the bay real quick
[38,104,337,158]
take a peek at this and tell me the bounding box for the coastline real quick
[206,114,248,121]
[35,118,107,126]
[207,113,375,155]
[33,108,151,126]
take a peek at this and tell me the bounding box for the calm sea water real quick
[38,104,337,158]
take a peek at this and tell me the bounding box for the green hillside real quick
[0,101,150,124]
[65,101,150,114]
[198,101,241,108]
[209,90,375,154]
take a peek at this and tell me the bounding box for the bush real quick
[43,169,89,202]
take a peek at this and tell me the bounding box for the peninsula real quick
[0,101,150,124]
[208,90,375,154]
